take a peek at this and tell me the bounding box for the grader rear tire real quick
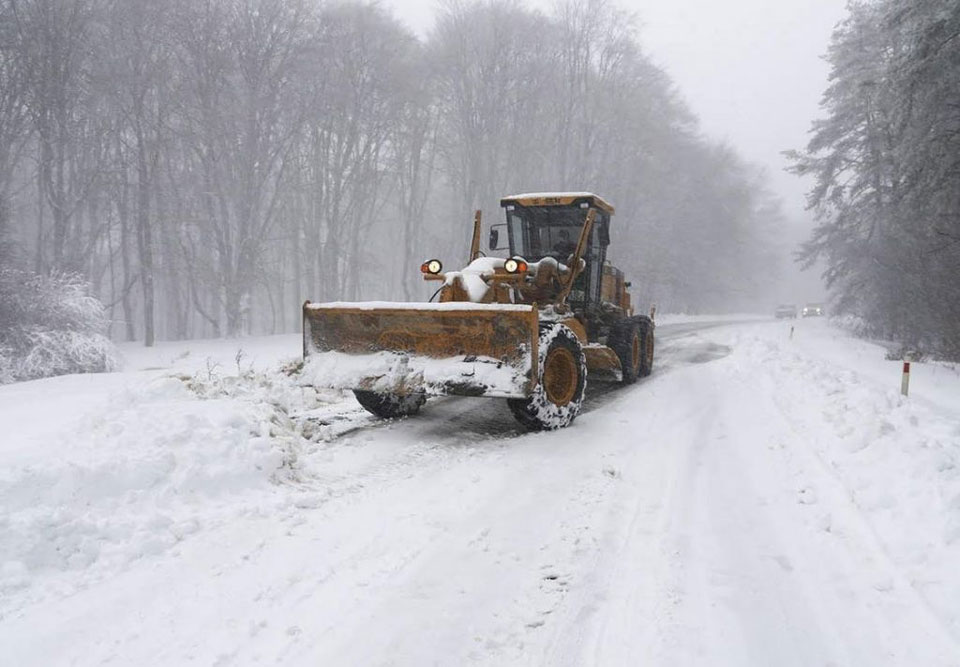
[608,319,642,385]
[353,390,427,419]
[638,318,655,377]
[507,323,586,430]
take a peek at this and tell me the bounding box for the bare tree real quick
[15,0,108,273]
[174,0,311,335]
[0,0,32,258]
[101,0,176,345]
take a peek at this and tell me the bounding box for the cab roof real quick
[499,192,615,214]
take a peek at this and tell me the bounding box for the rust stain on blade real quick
[303,304,539,385]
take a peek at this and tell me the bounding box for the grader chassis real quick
[303,192,654,430]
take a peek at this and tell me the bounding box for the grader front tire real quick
[507,324,586,430]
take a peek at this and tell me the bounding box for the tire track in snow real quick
[0,319,790,666]
[275,320,741,534]
[290,319,743,446]
[540,326,960,666]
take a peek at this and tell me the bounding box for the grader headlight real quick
[421,259,443,275]
[504,257,528,274]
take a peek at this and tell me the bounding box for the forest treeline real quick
[790,0,960,358]
[0,0,785,346]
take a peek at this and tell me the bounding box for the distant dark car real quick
[775,304,798,319]
[802,303,824,317]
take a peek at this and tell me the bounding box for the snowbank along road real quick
[2,317,960,666]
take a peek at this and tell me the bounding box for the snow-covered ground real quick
[2,317,959,665]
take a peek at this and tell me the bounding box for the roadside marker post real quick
[789,325,794,340]
[901,361,911,396]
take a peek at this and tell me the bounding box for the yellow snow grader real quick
[302,192,654,430]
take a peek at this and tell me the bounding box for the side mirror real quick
[598,221,610,246]
[488,227,499,250]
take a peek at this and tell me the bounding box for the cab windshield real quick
[505,206,589,262]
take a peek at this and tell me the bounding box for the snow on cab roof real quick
[500,192,615,214]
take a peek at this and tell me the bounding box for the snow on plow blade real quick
[302,301,539,398]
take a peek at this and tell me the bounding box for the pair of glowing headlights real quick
[420,258,529,275]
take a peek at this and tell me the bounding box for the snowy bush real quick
[830,314,874,339]
[0,269,118,383]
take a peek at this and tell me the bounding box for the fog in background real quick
[633,0,847,304]
[14,0,952,353]
[388,0,848,303]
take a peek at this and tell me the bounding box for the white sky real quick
[632,0,848,224]
[384,0,848,224]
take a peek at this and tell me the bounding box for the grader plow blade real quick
[302,301,539,398]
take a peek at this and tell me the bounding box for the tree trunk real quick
[117,159,137,342]
[136,128,155,347]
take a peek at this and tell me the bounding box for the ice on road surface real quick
[1,319,959,666]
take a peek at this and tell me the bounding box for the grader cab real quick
[302,192,654,430]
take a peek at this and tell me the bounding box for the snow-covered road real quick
[2,319,960,666]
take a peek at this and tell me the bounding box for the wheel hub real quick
[543,347,578,406]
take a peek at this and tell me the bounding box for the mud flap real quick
[302,301,539,398]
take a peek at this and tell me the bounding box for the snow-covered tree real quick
[0,269,117,383]
[791,0,960,356]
